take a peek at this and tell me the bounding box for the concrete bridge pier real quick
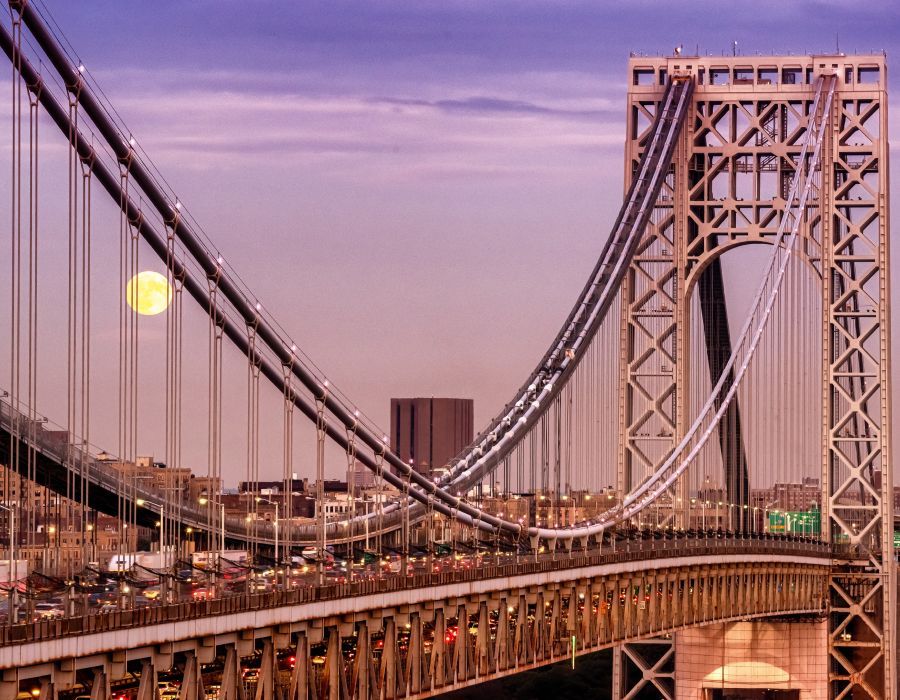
[674,619,827,699]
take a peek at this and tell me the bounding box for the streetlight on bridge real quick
[0,504,17,624]
[255,497,284,589]
[198,491,227,594]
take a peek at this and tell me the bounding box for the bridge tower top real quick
[627,53,887,92]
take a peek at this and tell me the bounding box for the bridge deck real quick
[0,538,835,675]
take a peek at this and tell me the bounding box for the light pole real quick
[256,497,281,587]
[198,492,226,595]
[139,496,168,563]
[153,505,171,603]
[198,494,226,554]
[0,504,16,624]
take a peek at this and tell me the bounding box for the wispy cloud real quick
[372,95,616,121]
[79,66,625,182]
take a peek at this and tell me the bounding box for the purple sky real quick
[2,0,899,483]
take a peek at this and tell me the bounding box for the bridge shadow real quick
[441,649,613,700]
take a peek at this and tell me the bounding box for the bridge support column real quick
[565,586,578,649]
[153,644,174,676]
[381,617,399,699]
[51,660,75,692]
[532,592,547,662]
[613,636,676,700]
[579,586,592,650]
[549,590,562,660]
[254,638,278,700]
[323,626,345,700]
[88,669,109,700]
[288,632,309,700]
[475,601,492,678]
[220,645,246,700]
[430,608,448,689]
[495,598,511,672]
[452,603,473,683]
[514,594,531,666]
[0,670,15,700]
[36,680,55,700]
[406,612,424,693]
[136,660,158,700]
[179,652,205,700]
[819,69,895,699]
[352,621,375,699]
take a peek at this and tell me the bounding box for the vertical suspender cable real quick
[79,143,92,573]
[173,267,184,560]
[8,5,23,600]
[345,421,357,579]
[26,71,39,569]
[116,148,129,571]
[128,203,139,544]
[374,448,384,558]
[315,393,327,584]
[65,81,78,580]
[245,320,260,561]
[207,268,223,553]
[165,216,176,564]
[281,359,294,580]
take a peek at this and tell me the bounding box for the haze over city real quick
[3,0,899,485]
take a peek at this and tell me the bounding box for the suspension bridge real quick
[0,2,895,698]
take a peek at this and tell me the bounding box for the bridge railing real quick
[0,537,836,647]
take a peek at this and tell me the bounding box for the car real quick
[34,602,64,620]
[277,653,296,670]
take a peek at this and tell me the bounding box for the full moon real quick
[126,271,173,316]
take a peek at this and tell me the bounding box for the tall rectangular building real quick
[390,398,474,478]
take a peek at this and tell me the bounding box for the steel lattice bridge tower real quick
[0,2,894,698]
[616,55,894,700]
